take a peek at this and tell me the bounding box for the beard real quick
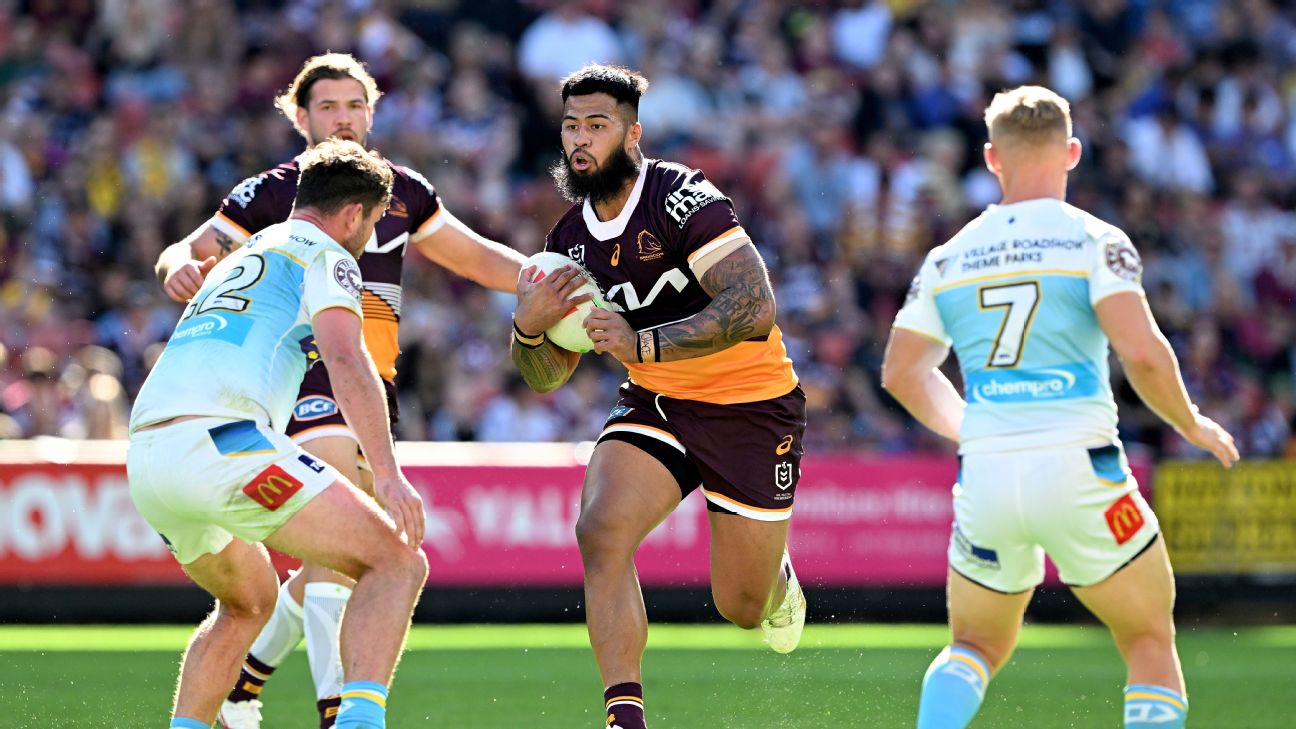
[550,144,641,205]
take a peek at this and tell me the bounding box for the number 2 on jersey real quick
[183,254,266,320]
[978,281,1040,368]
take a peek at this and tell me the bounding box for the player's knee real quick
[218,572,278,625]
[713,588,765,630]
[575,508,636,564]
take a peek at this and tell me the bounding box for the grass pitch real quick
[3,623,1291,728]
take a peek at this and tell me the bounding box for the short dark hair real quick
[560,64,649,114]
[275,53,382,137]
[294,138,393,216]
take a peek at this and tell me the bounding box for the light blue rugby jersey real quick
[130,219,364,434]
[893,198,1145,454]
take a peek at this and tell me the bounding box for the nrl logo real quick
[636,230,664,261]
[774,462,794,491]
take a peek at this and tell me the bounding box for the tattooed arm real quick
[658,243,775,360]
[156,222,243,302]
[584,243,776,363]
[511,339,581,393]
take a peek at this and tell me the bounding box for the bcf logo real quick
[294,396,338,422]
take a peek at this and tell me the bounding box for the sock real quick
[318,695,342,729]
[169,718,209,729]
[604,682,645,729]
[227,581,304,703]
[304,582,352,701]
[336,681,388,729]
[916,646,990,729]
[1125,684,1187,728]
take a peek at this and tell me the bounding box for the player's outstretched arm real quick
[414,212,527,293]
[1096,291,1239,468]
[881,327,964,443]
[511,264,588,392]
[313,307,425,544]
[654,243,775,361]
[155,222,243,302]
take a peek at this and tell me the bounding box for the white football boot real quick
[217,698,263,729]
[761,551,806,654]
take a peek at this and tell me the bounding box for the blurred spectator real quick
[0,0,1291,461]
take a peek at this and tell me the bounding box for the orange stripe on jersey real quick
[213,211,252,240]
[624,325,798,404]
[362,318,399,382]
[687,226,744,263]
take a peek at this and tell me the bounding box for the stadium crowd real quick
[1,0,1294,462]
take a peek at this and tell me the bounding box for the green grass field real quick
[3,623,1292,728]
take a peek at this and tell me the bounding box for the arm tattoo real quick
[655,245,775,362]
[511,339,574,392]
[215,231,237,256]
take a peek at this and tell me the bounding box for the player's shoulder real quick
[647,158,730,229]
[388,159,437,196]
[1064,201,1130,246]
[224,159,300,210]
[546,201,587,249]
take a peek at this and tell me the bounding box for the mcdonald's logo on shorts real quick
[1104,493,1145,545]
[242,465,304,511]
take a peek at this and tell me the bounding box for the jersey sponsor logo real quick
[226,174,267,208]
[605,268,690,312]
[610,243,620,266]
[933,256,956,276]
[965,363,1099,404]
[1104,493,1145,545]
[287,234,319,246]
[170,312,253,348]
[774,462,794,491]
[1104,236,1142,282]
[242,465,304,511]
[333,258,362,298]
[293,396,338,422]
[776,435,794,455]
[607,405,634,421]
[635,230,664,261]
[665,178,726,228]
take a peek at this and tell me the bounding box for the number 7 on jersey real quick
[978,281,1040,368]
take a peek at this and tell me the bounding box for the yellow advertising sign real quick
[1156,461,1296,575]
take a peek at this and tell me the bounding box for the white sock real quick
[303,581,352,700]
[248,580,305,667]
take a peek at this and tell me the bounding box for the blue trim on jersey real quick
[209,420,275,456]
[965,362,1101,404]
[1087,444,1127,483]
[170,311,254,348]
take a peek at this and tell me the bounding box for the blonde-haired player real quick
[156,53,524,729]
[882,86,1238,729]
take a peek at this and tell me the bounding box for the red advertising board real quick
[0,447,1149,588]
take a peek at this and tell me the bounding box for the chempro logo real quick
[967,365,1096,404]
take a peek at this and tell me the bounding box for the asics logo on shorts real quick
[776,435,794,455]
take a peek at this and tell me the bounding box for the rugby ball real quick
[523,251,606,353]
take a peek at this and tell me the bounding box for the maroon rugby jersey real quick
[546,159,797,404]
[210,157,445,380]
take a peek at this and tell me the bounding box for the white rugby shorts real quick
[128,418,340,564]
[948,444,1160,593]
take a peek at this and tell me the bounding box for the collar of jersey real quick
[582,160,649,241]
